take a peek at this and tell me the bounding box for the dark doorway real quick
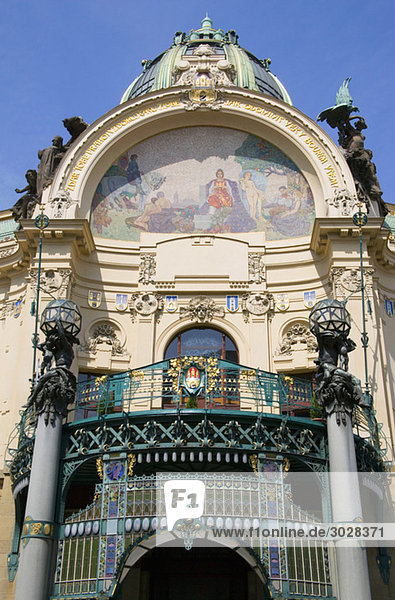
[118,546,268,600]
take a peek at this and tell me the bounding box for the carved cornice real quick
[16,219,95,256]
[310,217,387,255]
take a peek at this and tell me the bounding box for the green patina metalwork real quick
[6,358,389,595]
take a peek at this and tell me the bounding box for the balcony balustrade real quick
[71,357,314,421]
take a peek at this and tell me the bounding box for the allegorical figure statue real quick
[36,135,65,199]
[11,169,38,221]
[318,78,387,216]
[11,116,88,217]
[63,116,89,149]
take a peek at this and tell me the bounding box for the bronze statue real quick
[309,299,363,424]
[37,315,79,373]
[318,78,387,216]
[27,315,80,425]
[37,135,65,198]
[12,169,38,221]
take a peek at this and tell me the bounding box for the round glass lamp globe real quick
[309,299,351,337]
[40,299,82,337]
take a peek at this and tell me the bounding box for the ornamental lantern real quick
[40,299,82,337]
[309,298,351,338]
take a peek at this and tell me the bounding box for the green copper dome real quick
[121,17,292,104]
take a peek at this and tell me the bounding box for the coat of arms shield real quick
[226,295,239,312]
[182,364,204,396]
[165,295,178,313]
[115,294,128,312]
[88,291,102,309]
[304,291,316,309]
[385,298,394,317]
[276,294,289,312]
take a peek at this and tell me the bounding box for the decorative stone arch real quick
[155,316,249,365]
[274,318,317,373]
[46,86,357,231]
[78,317,130,371]
[108,532,271,599]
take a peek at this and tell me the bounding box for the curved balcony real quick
[7,358,388,499]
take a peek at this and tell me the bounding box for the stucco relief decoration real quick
[130,293,163,322]
[248,253,266,284]
[29,269,73,299]
[180,296,225,322]
[276,322,317,355]
[139,253,156,284]
[48,189,77,218]
[90,128,315,242]
[330,267,374,299]
[242,292,274,322]
[82,322,125,356]
[326,188,359,216]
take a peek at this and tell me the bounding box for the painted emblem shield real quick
[88,290,102,309]
[182,365,204,396]
[165,295,178,313]
[13,299,22,318]
[304,291,316,309]
[226,295,239,312]
[276,294,289,312]
[115,293,128,312]
[385,298,394,317]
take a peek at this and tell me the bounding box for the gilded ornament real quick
[249,454,258,474]
[128,453,137,477]
[96,458,103,479]
[30,522,42,535]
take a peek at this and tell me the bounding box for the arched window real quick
[165,327,238,362]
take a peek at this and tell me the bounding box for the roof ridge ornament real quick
[173,44,236,111]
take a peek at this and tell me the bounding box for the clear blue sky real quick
[1,0,394,211]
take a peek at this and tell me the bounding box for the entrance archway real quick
[113,538,270,600]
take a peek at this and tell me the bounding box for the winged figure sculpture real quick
[317,77,359,128]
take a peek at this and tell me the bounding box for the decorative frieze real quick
[0,244,18,259]
[180,296,225,322]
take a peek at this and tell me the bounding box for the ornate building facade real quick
[0,16,394,600]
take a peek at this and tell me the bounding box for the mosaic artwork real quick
[90,127,315,241]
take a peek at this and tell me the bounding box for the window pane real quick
[165,328,238,362]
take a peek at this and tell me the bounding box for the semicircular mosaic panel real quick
[90,127,315,241]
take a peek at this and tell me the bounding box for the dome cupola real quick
[121,16,291,104]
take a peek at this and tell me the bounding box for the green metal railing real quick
[71,358,314,421]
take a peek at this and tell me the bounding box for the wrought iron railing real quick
[70,358,314,422]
